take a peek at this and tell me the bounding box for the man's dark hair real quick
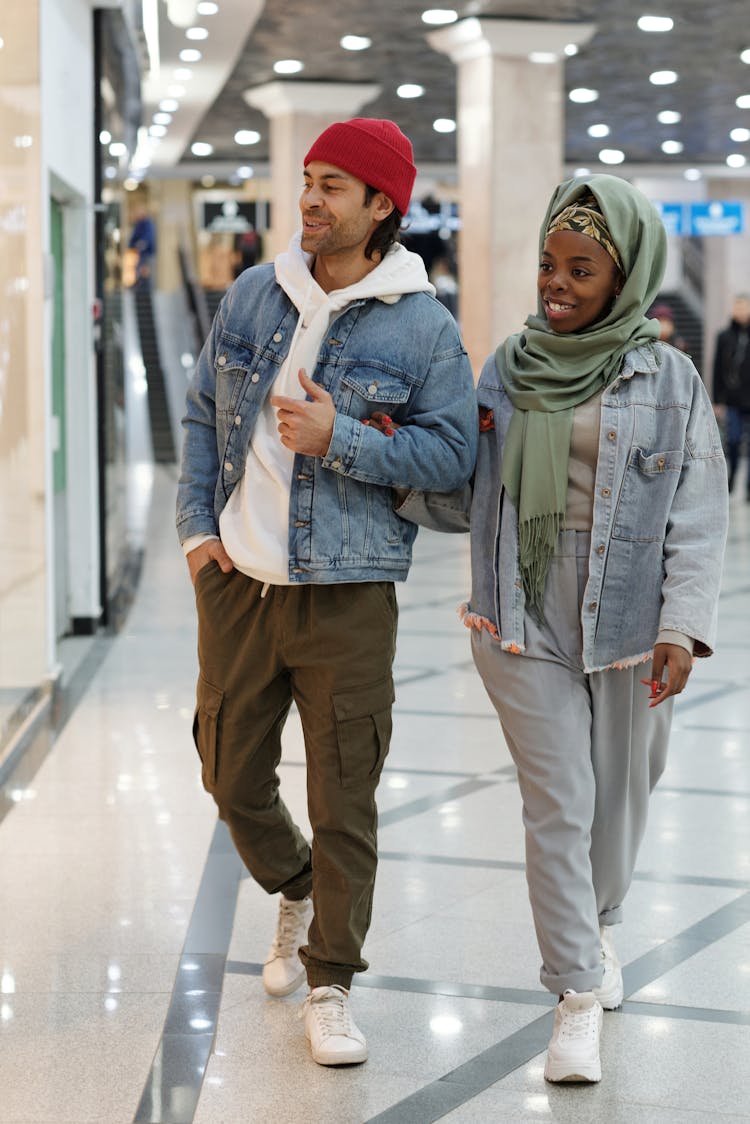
[363,184,403,261]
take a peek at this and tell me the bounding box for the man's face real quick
[732,297,750,325]
[299,162,390,260]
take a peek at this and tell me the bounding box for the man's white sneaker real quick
[544,989,603,1083]
[302,985,368,1066]
[594,925,624,1010]
[262,895,313,997]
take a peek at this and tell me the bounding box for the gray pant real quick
[472,530,672,995]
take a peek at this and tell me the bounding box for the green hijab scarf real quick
[496,173,667,618]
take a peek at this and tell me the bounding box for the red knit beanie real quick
[304,118,416,215]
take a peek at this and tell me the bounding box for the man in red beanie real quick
[177,118,477,1065]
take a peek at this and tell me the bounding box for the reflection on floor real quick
[1,464,750,1123]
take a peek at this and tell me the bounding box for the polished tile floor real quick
[1,463,750,1123]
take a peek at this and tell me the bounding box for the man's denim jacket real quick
[176,264,478,583]
[399,343,728,672]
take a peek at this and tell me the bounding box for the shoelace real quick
[301,988,353,1037]
[269,901,307,959]
[559,1006,599,1041]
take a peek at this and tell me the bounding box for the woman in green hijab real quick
[397,173,728,1085]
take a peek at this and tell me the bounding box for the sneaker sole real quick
[262,969,306,998]
[544,1060,601,1083]
[594,985,624,1010]
[306,1033,368,1066]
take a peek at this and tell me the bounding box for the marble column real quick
[429,18,595,374]
[243,81,380,258]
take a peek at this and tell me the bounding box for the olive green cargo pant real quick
[192,562,397,989]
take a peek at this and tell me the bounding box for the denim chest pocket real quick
[337,367,411,418]
[214,342,265,414]
[611,447,684,542]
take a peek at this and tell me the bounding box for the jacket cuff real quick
[656,629,694,655]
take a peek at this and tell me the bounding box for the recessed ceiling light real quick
[727,153,747,168]
[433,118,456,133]
[149,125,168,138]
[179,49,202,62]
[237,166,254,178]
[159,99,179,112]
[564,44,579,57]
[741,49,750,64]
[661,140,683,154]
[421,9,458,25]
[235,130,261,145]
[273,59,304,74]
[637,15,674,32]
[109,142,127,157]
[574,167,591,176]
[99,130,112,145]
[191,142,214,156]
[186,27,209,40]
[201,175,216,187]
[599,148,625,164]
[731,127,750,142]
[197,1,219,13]
[650,71,678,85]
[657,110,681,124]
[340,35,372,51]
[684,168,702,181]
[569,88,599,103]
[588,123,610,138]
[737,94,750,108]
[397,84,425,98]
[153,113,172,125]
[529,51,557,64]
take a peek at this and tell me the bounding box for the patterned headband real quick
[546,192,624,275]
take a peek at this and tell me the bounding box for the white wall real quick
[41,0,100,631]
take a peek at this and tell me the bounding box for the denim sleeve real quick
[322,319,478,492]
[395,484,472,532]
[175,300,225,543]
[659,371,728,656]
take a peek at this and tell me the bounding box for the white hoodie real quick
[216,232,434,585]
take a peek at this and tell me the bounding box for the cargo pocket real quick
[332,676,395,789]
[192,676,224,792]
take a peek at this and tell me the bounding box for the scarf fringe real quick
[518,512,562,619]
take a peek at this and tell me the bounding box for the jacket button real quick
[293,520,308,527]
[602,487,611,496]
[588,600,597,611]
[217,355,227,366]
[251,372,260,383]
[607,430,616,441]
[273,332,282,342]
[234,415,241,426]
[224,461,233,472]
[368,382,378,394]
[331,459,342,469]
[597,544,605,554]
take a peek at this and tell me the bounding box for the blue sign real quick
[651,200,745,237]
[653,202,685,235]
[689,201,744,236]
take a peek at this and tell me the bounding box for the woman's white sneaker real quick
[594,925,624,1010]
[544,989,603,1083]
[302,985,368,1066]
[262,895,313,997]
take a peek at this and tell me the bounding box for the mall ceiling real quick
[165,0,750,177]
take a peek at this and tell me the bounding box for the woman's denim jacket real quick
[399,342,728,672]
[176,264,477,582]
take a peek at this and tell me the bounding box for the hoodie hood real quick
[274,231,434,325]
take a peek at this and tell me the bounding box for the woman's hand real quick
[641,643,693,707]
[363,411,399,435]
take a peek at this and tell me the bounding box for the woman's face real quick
[538,229,622,334]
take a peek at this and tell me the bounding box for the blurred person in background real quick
[712,293,750,497]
